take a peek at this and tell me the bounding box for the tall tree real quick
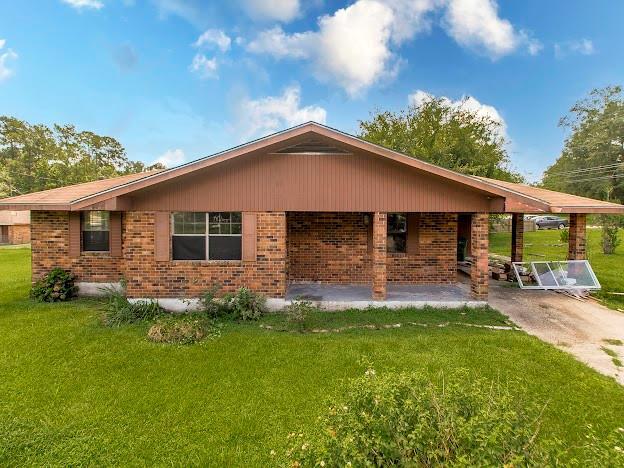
[542,86,624,203]
[0,116,164,196]
[359,97,522,182]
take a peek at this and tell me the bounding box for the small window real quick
[171,212,242,260]
[82,211,110,252]
[387,213,407,253]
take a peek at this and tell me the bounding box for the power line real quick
[565,173,624,183]
[548,162,624,176]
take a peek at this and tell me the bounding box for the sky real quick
[0,0,622,181]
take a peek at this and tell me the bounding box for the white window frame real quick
[81,210,111,253]
[171,212,242,261]
[512,260,601,290]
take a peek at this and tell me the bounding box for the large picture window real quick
[172,212,242,260]
[387,213,407,253]
[82,211,110,252]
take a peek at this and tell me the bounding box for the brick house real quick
[0,210,30,245]
[1,122,622,306]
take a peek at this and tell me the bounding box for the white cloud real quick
[554,39,595,59]
[0,40,17,82]
[235,85,326,140]
[189,53,218,79]
[408,90,507,139]
[248,0,539,96]
[152,148,186,167]
[61,0,104,9]
[247,0,399,96]
[241,0,301,22]
[443,0,539,59]
[193,29,231,52]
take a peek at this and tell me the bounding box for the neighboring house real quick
[0,122,622,304]
[0,210,30,245]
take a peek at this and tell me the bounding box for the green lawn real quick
[490,228,624,311]
[1,247,624,465]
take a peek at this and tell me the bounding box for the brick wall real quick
[470,213,489,300]
[124,211,287,298]
[387,213,457,284]
[287,212,372,283]
[568,213,586,260]
[31,211,123,283]
[8,224,30,244]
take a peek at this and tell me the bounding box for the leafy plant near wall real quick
[100,288,164,327]
[30,268,77,302]
[200,285,268,321]
[285,298,317,332]
[284,368,624,466]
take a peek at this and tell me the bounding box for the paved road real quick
[488,281,624,385]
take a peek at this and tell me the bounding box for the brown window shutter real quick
[242,212,257,262]
[406,213,420,255]
[154,212,170,262]
[110,212,122,258]
[69,211,81,258]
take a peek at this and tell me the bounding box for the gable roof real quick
[0,122,622,214]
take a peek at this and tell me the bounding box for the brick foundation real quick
[470,213,489,300]
[568,213,586,260]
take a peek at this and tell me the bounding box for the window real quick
[82,211,110,252]
[172,212,242,260]
[387,213,407,253]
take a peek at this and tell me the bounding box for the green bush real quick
[30,268,77,302]
[147,314,221,344]
[223,287,267,321]
[601,215,621,254]
[198,284,231,319]
[285,369,624,466]
[285,298,317,332]
[559,228,569,243]
[101,288,164,327]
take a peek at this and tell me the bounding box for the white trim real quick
[76,281,123,296]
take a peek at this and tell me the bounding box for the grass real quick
[490,228,624,311]
[1,247,624,465]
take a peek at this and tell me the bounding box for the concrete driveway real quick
[489,281,624,384]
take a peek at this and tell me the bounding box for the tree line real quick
[0,116,164,198]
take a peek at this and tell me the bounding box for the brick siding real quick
[287,212,372,283]
[568,213,586,260]
[470,213,489,300]
[8,224,30,244]
[31,211,123,283]
[386,213,457,284]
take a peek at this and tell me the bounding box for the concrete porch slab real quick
[276,282,486,311]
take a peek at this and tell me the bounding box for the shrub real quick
[559,228,569,243]
[223,287,267,321]
[198,284,231,319]
[600,215,621,254]
[101,288,164,327]
[30,268,77,302]
[147,314,221,344]
[285,298,317,332]
[286,369,545,467]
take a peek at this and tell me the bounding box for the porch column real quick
[511,213,524,263]
[470,213,489,301]
[372,212,387,300]
[568,213,587,260]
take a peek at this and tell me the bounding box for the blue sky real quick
[1,0,622,181]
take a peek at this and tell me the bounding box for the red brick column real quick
[511,213,524,263]
[470,213,489,300]
[372,212,387,300]
[568,213,586,260]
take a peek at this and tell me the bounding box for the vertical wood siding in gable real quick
[129,150,497,213]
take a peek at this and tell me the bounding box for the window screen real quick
[387,213,407,253]
[82,211,110,252]
[171,212,242,260]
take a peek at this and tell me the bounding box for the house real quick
[0,210,30,245]
[0,122,622,307]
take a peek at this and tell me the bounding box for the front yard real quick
[1,247,624,465]
[490,228,624,310]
